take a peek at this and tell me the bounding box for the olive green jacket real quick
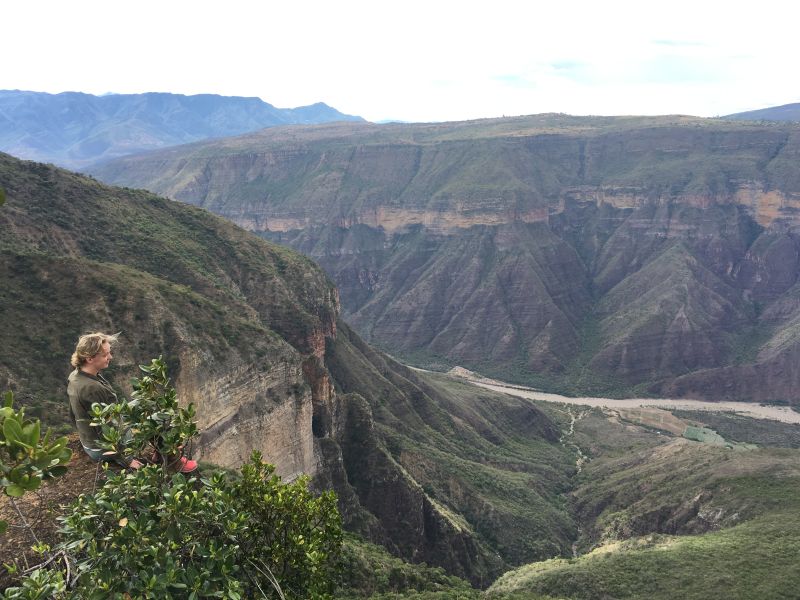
[67,369,117,450]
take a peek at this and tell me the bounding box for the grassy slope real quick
[0,153,336,412]
[672,410,800,448]
[337,534,480,599]
[487,512,800,600]
[92,115,800,213]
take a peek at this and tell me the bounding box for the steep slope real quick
[304,222,591,375]
[0,153,578,582]
[324,326,577,583]
[0,152,340,478]
[91,115,800,402]
[0,90,363,168]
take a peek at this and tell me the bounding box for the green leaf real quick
[0,519,7,534]
[22,476,42,491]
[47,465,68,478]
[0,188,5,207]
[3,390,12,408]
[5,483,25,497]
[3,417,24,445]
[23,420,41,446]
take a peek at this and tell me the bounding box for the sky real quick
[5,0,798,123]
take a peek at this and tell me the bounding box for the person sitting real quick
[67,332,197,473]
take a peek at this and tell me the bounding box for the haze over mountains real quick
[0,90,363,169]
[92,114,800,404]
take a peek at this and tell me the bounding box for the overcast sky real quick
[5,0,798,123]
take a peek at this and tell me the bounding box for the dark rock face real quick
[330,391,500,585]
[92,116,800,403]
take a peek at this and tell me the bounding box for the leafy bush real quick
[337,535,478,598]
[0,391,72,532]
[3,563,67,599]
[90,357,198,471]
[61,455,341,599]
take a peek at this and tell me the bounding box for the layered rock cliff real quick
[92,116,800,403]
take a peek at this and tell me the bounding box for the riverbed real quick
[469,381,800,424]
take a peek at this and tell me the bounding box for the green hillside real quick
[484,403,800,600]
[486,512,800,600]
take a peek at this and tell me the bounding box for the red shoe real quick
[178,456,198,473]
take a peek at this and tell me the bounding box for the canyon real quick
[92,115,800,403]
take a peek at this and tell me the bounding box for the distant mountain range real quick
[0,90,364,168]
[723,102,800,122]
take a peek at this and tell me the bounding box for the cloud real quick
[491,74,539,90]
[636,54,727,84]
[652,39,707,47]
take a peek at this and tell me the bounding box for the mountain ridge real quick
[724,102,800,122]
[0,90,364,169]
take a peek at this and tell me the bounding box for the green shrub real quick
[90,357,197,471]
[0,391,72,532]
[61,454,341,599]
[3,563,67,599]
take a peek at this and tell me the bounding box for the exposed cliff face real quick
[320,322,576,584]
[92,117,800,232]
[91,116,800,402]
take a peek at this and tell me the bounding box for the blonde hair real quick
[70,332,120,368]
